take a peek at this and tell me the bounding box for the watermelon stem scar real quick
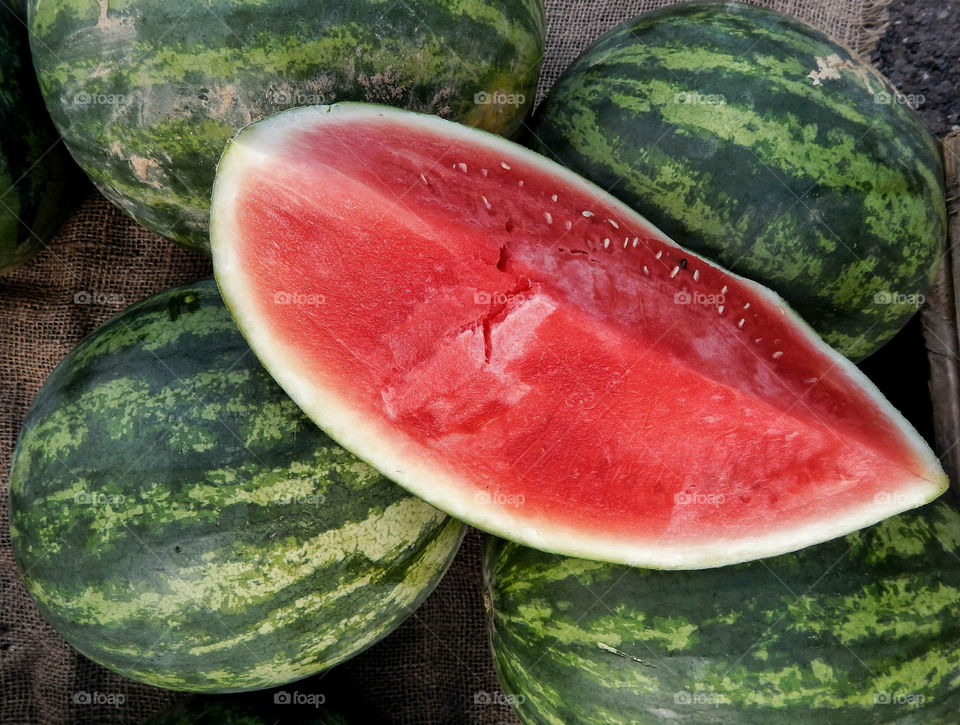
[211,102,947,570]
[596,642,656,668]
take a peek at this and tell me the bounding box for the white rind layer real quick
[211,102,947,570]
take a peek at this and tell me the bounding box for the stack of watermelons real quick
[4,0,958,722]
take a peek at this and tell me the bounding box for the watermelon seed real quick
[581,211,595,218]
[623,238,629,249]
[718,305,725,315]
[518,180,524,187]
[457,162,467,173]
[501,161,511,170]
[744,303,751,310]
[655,251,662,260]
[738,319,745,328]
[545,212,553,225]
[481,168,488,176]
[564,220,572,230]
[643,265,649,275]
[481,195,492,210]
[551,194,558,202]
[632,238,639,248]
[772,351,784,359]
[419,172,428,185]
[721,285,728,294]
[680,258,687,269]
[606,218,620,229]
[670,266,679,278]
[603,238,611,249]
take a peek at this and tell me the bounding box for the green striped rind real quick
[484,499,960,723]
[529,0,946,360]
[27,0,545,249]
[0,0,80,272]
[8,278,465,692]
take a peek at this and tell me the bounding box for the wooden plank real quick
[923,131,960,493]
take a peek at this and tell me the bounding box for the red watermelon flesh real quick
[211,103,946,569]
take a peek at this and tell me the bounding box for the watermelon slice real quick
[211,103,947,569]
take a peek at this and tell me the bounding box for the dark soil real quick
[873,0,960,137]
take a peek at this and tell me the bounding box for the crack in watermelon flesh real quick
[211,103,947,569]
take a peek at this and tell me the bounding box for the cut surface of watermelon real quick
[211,103,946,569]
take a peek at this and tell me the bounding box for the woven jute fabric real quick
[0,2,891,723]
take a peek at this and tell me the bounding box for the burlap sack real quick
[0,1,892,723]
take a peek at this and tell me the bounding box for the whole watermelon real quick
[27,0,546,249]
[529,1,946,361]
[8,278,465,692]
[484,499,960,723]
[0,0,80,272]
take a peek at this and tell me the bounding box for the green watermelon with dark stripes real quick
[484,499,960,723]
[8,278,465,692]
[528,1,946,361]
[0,0,80,272]
[27,0,545,249]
